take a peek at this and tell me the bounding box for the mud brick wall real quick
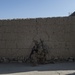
[0,16,75,60]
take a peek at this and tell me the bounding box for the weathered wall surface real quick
[0,16,75,60]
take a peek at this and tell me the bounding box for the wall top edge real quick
[0,16,75,21]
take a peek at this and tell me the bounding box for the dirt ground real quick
[0,62,75,75]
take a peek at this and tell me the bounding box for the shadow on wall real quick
[0,62,75,74]
[66,73,75,75]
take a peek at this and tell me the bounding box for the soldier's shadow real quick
[0,62,75,74]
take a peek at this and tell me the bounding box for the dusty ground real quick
[0,62,75,75]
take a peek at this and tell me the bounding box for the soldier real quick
[27,39,48,65]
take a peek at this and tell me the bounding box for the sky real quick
[0,0,75,19]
